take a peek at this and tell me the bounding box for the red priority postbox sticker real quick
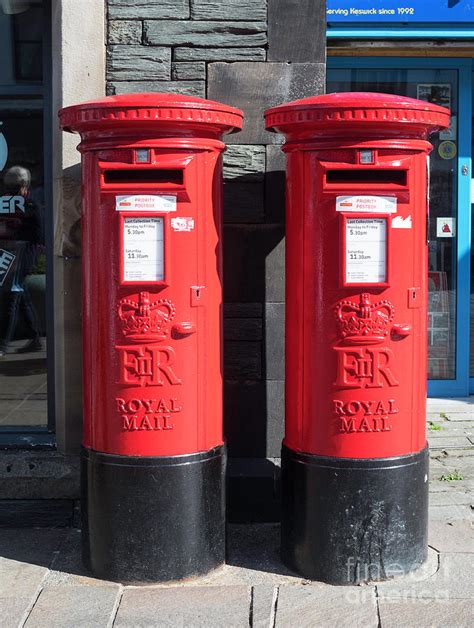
[116,195,176,212]
[336,195,397,214]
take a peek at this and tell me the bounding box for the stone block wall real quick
[106,0,326,519]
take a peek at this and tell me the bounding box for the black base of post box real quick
[281,444,429,584]
[81,445,225,583]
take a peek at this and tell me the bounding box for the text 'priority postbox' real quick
[60,94,242,582]
[265,93,449,584]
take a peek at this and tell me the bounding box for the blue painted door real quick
[327,58,472,397]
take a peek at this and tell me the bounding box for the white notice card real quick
[123,217,164,282]
[346,218,387,284]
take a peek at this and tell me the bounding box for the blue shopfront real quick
[327,1,474,397]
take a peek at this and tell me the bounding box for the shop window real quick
[0,0,53,443]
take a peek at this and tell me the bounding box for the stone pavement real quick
[0,398,472,627]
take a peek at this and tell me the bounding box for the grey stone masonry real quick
[268,0,326,62]
[106,1,269,98]
[108,0,190,19]
[223,145,266,181]
[107,46,170,81]
[174,47,266,61]
[171,61,206,81]
[108,20,142,45]
[191,0,267,22]
[144,21,267,47]
[208,62,326,144]
[111,80,205,98]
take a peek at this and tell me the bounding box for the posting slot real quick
[326,169,407,190]
[104,168,183,186]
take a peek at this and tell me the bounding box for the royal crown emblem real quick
[334,293,395,345]
[118,291,176,343]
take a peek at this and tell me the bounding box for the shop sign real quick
[327,1,474,22]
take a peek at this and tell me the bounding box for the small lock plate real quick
[408,287,421,309]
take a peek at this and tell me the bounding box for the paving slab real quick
[46,525,305,588]
[427,398,474,413]
[0,527,65,626]
[275,584,379,628]
[429,489,473,506]
[377,553,474,600]
[433,451,474,461]
[0,560,48,628]
[428,519,474,553]
[378,597,473,628]
[114,586,250,627]
[24,585,120,628]
[44,528,118,587]
[429,503,473,521]
[252,584,277,627]
[436,453,474,467]
[0,527,65,566]
[188,524,304,586]
[428,436,473,449]
[427,420,474,432]
[444,412,474,421]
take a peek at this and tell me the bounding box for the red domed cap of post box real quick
[59,93,243,139]
[265,92,450,140]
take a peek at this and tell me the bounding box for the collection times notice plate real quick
[123,217,164,282]
[345,217,387,284]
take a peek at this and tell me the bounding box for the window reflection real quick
[327,68,458,380]
[0,0,48,430]
[0,165,43,357]
[0,1,43,84]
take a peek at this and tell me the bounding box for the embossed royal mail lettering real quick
[116,397,182,432]
[334,347,399,389]
[117,345,182,387]
[122,415,174,431]
[333,398,399,434]
[116,398,182,413]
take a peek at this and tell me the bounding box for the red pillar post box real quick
[59,94,242,582]
[265,93,449,584]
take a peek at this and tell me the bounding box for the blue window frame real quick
[327,56,473,397]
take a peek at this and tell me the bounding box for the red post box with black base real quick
[59,94,242,582]
[265,93,449,584]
